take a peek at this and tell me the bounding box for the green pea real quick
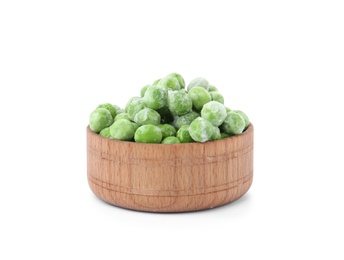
[143,85,167,110]
[188,117,214,142]
[201,101,227,127]
[168,90,192,116]
[134,125,162,143]
[187,77,209,91]
[157,75,181,91]
[188,87,211,111]
[110,119,136,141]
[97,103,117,118]
[211,127,221,140]
[210,92,224,104]
[125,97,146,121]
[161,136,181,144]
[208,85,218,92]
[176,125,194,143]
[221,111,246,135]
[134,108,161,126]
[114,113,130,121]
[158,124,177,138]
[167,73,185,89]
[173,111,199,129]
[234,110,250,129]
[140,84,150,97]
[90,108,114,133]
[99,127,112,139]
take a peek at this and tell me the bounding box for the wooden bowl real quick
[87,124,254,212]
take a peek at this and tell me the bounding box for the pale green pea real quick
[90,108,114,133]
[161,136,180,144]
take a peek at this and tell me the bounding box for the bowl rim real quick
[87,123,253,147]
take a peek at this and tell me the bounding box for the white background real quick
[1,0,344,259]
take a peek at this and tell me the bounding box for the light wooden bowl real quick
[87,124,253,212]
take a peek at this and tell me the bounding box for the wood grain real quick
[87,124,254,212]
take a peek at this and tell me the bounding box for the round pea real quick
[234,110,250,129]
[201,101,227,127]
[210,92,224,104]
[167,73,185,89]
[110,119,136,141]
[187,77,209,91]
[114,113,130,121]
[134,108,161,126]
[168,90,192,116]
[208,85,218,92]
[188,87,211,111]
[140,84,150,97]
[97,103,117,118]
[134,125,162,143]
[189,117,214,142]
[176,125,194,143]
[159,124,177,138]
[143,85,167,110]
[173,111,199,129]
[125,97,146,121]
[157,75,181,91]
[99,127,112,139]
[221,111,246,135]
[89,108,114,133]
[161,136,180,144]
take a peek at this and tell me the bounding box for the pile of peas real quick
[89,73,250,144]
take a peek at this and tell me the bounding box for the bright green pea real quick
[158,124,176,138]
[188,87,211,111]
[208,85,218,92]
[211,127,221,140]
[90,108,114,133]
[134,125,162,143]
[187,77,209,91]
[140,84,151,97]
[97,103,117,118]
[114,113,130,121]
[157,75,181,91]
[125,97,146,121]
[99,127,112,139]
[110,119,136,141]
[210,92,224,104]
[221,111,246,135]
[167,73,185,89]
[176,125,194,143]
[134,108,161,126]
[201,101,227,127]
[173,111,199,129]
[234,110,250,129]
[168,90,192,116]
[143,85,167,110]
[188,117,214,142]
[161,136,181,144]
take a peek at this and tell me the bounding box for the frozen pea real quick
[188,87,211,111]
[134,125,162,143]
[212,127,221,140]
[176,125,194,143]
[167,73,185,89]
[134,108,161,126]
[161,136,180,144]
[210,92,224,104]
[157,75,181,91]
[131,122,140,131]
[168,90,192,116]
[173,111,199,129]
[143,85,167,110]
[152,78,161,86]
[189,117,214,142]
[234,110,250,129]
[187,77,209,91]
[113,105,124,115]
[221,111,246,135]
[114,113,130,121]
[97,103,117,118]
[208,85,218,92]
[159,124,177,138]
[125,97,146,121]
[140,84,150,97]
[225,107,232,113]
[110,119,136,141]
[89,108,114,133]
[99,127,112,139]
[201,101,227,127]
